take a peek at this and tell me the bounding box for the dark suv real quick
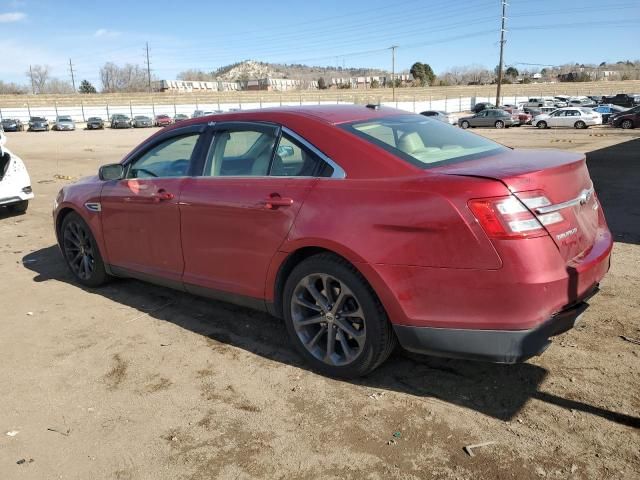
[609,105,640,129]
[601,93,639,108]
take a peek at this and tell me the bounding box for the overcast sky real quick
[0,0,638,87]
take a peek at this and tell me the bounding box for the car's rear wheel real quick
[575,120,587,129]
[495,120,505,129]
[7,200,28,214]
[61,212,109,287]
[537,121,547,129]
[460,120,470,129]
[621,119,634,129]
[283,253,396,378]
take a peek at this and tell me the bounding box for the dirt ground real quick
[1,123,639,480]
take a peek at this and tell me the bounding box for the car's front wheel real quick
[61,212,109,287]
[283,253,396,378]
[537,121,547,129]
[621,119,634,129]
[460,120,470,129]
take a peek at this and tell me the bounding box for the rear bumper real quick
[394,287,598,363]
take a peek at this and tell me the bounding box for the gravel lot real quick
[1,124,639,480]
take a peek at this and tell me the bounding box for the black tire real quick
[460,120,470,129]
[283,253,396,378]
[60,212,109,287]
[621,119,634,129]
[575,120,587,129]
[7,200,28,214]
[537,121,547,129]
[494,120,505,129]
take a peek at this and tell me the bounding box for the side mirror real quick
[99,163,124,181]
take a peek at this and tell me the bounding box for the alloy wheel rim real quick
[291,273,366,366]
[63,221,95,280]
[496,121,504,128]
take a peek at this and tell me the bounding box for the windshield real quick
[31,117,45,121]
[88,117,101,121]
[343,115,507,168]
[58,116,72,121]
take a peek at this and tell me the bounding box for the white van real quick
[522,97,556,108]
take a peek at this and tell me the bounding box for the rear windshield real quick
[342,114,507,168]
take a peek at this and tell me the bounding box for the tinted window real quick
[204,128,277,177]
[126,134,199,179]
[272,133,332,177]
[344,115,506,169]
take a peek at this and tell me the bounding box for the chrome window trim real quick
[281,127,346,179]
[534,187,594,215]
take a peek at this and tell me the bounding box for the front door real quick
[180,123,334,300]
[100,128,205,283]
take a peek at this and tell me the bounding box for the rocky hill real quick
[178,60,389,82]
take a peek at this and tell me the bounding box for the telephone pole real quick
[145,42,152,93]
[68,58,76,92]
[29,65,35,94]
[390,45,398,101]
[495,0,508,106]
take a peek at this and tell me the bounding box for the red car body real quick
[53,105,612,368]
[154,115,173,127]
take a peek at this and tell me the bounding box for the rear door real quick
[179,122,337,300]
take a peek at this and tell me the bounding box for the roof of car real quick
[182,105,409,127]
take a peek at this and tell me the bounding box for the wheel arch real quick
[267,242,391,321]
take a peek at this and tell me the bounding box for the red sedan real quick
[154,114,173,127]
[53,105,612,377]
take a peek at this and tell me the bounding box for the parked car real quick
[419,110,457,125]
[174,114,189,123]
[523,107,542,118]
[0,131,33,214]
[522,97,555,108]
[471,102,495,113]
[52,105,612,377]
[110,115,131,129]
[28,116,49,132]
[155,114,173,127]
[132,116,153,128]
[553,96,570,107]
[587,95,603,104]
[458,109,516,129]
[1,118,24,132]
[567,97,596,108]
[533,107,601,129]
[53,116,76,131]
[192,110,206,118]
[593,104,626,123]
[608,105,640,129]
[601,93,638,108]
[86,117,105,130]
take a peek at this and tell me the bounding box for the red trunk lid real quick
[434,149,600,262]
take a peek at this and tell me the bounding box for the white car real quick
[0,129,34,214]
[419,110,458,125]
[533,107,602,129]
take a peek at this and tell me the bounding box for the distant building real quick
[153,80,239,92]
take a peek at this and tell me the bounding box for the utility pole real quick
[390,45,398,101]
[145,42,152,93]
[29,65,35,94]
[69,58,76,92]
[495,0,508,106]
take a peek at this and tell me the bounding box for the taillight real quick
[469,192,563,240]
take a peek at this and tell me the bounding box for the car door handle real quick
[153,189,175,202]
[261,195,293,209]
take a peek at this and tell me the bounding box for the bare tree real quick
[177,69,215,81]
[43,78,75,94]
[0,81,28,94]
[100,62,149,93]
[26,64,50,93]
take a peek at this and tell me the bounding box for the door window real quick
[552,111,566,117]
[271,133,333,177]
[204,128,278,177]
[126,134,199,178]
